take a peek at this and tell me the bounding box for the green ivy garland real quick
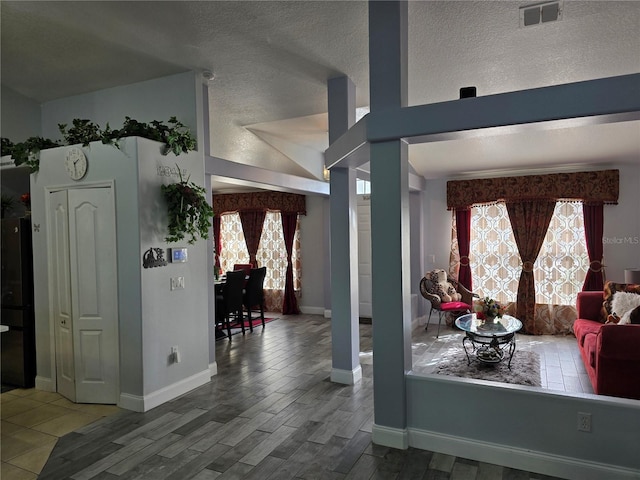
[161,168,213,244]
[1,116,197,173]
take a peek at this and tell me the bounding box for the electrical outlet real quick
[577,412,591,432]
[170,277,185,290]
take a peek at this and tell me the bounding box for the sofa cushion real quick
[573,318,602,347]
[601,281,640,322]
[583,332,598,369]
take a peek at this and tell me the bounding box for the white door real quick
[49,187,119,404]
[357,195,372,318]
[49,190,76,401]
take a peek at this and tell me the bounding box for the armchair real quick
[420,269,477,337]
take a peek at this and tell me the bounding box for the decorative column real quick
[369,0,411,449]
[328,76,361,384]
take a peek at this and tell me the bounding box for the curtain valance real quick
[446,169,619,210]
[213,191,306,215]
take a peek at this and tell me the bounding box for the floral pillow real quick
[601,281,640,322]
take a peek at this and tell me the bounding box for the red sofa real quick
[573,291,640,400]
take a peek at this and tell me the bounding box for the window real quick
[469,202,588,306]
[357,179,371,195]
[219,211,301,311]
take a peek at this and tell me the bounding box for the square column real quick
[329,167,361,384]
[328,75,361,385]
[368,0,411,449]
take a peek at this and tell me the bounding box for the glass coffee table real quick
[455,313,523,369]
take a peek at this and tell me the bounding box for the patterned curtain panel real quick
[447,169,619,210]
[213,191,306,215]
[455,209,472,291]
[281,212,301,315]
[582,203,605,291]
[213,215,221,274]
[239,211,266,266]
[506,200,557,334]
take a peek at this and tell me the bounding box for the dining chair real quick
[243,266,267,330]
[215,269,246,339]
[233,263,253,276]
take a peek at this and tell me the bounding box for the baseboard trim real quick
[118,369,211,412]
[330,365,362,385]
[372,423,409,450]
[299,306,325,315]
[408,427,639,480]
[209,362,218,377]
[35,376,54,392]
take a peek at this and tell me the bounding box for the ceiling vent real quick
[520,1,563,27]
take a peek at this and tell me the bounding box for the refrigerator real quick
[1,217,36,388]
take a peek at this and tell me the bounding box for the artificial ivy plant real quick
[161,167,213,244]
[1,116,197,173]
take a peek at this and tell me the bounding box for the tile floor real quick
[411,323,594,395]
[1,388,121,479]
[1,315,591,479]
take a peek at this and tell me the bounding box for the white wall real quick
[602,163,640,281]
[1,86,41,141]
[40,72,201,148]
[422,162,640,285]
[137,139,210,402]
[31,138,210,411]
[298,194,327,314]
[407,374,640,478]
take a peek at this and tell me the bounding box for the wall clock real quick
[65,147,88,181]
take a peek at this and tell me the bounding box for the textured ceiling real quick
[2,1,639,184]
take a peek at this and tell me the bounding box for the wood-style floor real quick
[35,314,563,480]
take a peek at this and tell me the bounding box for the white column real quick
[328,76,361,384]
[369,0,411,449]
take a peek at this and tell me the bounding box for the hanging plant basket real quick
[162,168,213,244]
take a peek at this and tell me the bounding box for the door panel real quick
[49,190,75,401]
[68,188,118,404]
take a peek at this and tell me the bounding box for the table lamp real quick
[624,268,640,284]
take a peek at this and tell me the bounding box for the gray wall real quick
[41,72,200,147]
[407,374,640,477]
[298,194,328,314]
[31,138,210,409]
[1,86,41,141]
[25,72,210,410]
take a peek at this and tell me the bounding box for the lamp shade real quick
[624,268,640,284]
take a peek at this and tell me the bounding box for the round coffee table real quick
[455,313,523,369]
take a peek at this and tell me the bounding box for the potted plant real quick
[1,194,14,218]
[161,167,213,244]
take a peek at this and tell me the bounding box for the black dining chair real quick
[243,267,267,330]
[215,269,246,339]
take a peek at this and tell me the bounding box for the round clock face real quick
[65,147,87,180]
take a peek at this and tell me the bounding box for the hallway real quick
[17,314,559,479]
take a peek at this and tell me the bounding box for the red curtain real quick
[506,200,556,334]
[281,212,300,314]
[582,203,605,291]
[455,209,472,291]
[213,215,221,275]
[239,211,266,267]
